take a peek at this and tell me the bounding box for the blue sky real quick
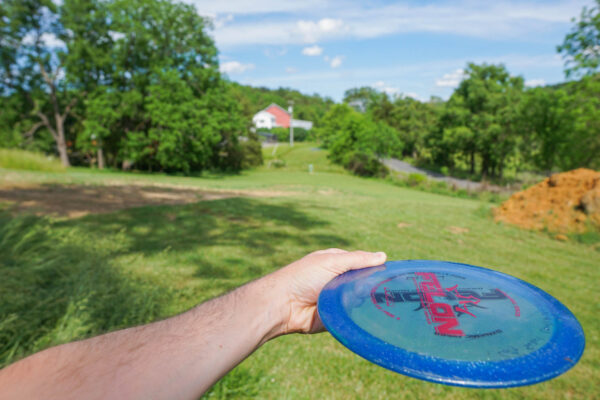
[187,0,593,101]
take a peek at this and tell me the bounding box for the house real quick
[252,103,313,130]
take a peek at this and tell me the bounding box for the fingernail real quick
[375,251,386,258]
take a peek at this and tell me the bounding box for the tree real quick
[562,75,600,170]
[370,95,440,160]
[435,63,524,179]
[558,0,600,77]
[0,0,85,166]
[517,87,573,172]
[320,104,402,176]
[343,86,386,113]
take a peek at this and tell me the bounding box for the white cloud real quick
[285,67,297,73]
[302,45,323,56]
[329,55,343,68]
[220,61,255,74]
[403,92,423,101]
[189,0,321,15]
[373,80,399,95]
[525,78,546,87]
[209,0,587,47]
[263,47,288,57]
[435,69,467,88]
[214,13,234,29]
[297,18,345,43]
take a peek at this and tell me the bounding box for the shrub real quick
[269,127,310,142]
[271,159,286,168]
[240,138,263,169]
[407,173,427,186]
[342,152,389,177]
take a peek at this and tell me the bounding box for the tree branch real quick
[35,108,58,140]
[24,122,44,139]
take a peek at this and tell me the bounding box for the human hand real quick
[269,249,386,336]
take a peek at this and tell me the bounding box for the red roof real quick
[264,104,291,128]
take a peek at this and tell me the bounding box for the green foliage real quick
[558,0,600,77]
[319,104,402,176]
[370,95,441,159]
[430,63,524,179]
[239,133,264,169]
[123,70,221,173]
[518,75,600,171]
[0,148,65,172]
[1,0,251,173]
[323,104,402,157]
[267,127,310,142]
[341,151,389,177]
[407,173,427,186]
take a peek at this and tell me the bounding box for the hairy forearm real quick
[0,274,286,400]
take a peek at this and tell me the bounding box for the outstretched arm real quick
[0,249,386,400]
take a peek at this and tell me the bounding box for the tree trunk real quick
[98,146,105,169]
[55,116,71,167]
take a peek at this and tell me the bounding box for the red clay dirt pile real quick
[494,168,600,234]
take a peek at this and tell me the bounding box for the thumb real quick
[325,251,387,274]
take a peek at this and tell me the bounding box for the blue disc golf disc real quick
[317,260,585,388]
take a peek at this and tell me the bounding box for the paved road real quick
[383,158,505,192]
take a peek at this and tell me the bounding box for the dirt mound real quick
[494,168,600,233]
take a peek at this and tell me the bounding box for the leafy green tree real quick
[343,86,386,112]
[0,0,84,166]
[562,75,600,169]
[558,0,600,77]
[370,95,441,160]
[320,104,402,176]
[517,87,573,172]
[434,63,524,178]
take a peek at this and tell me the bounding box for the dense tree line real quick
[1,0,263,172]
[320,1,600,178]
[1,0,598,178]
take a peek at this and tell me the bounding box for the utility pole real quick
[288,100,294,147]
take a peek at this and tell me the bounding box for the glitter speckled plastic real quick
[317,260,585,388]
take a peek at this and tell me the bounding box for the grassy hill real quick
[0,145,597,399]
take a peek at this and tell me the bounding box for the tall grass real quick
[0,148,65,172]
[0,212,170,366]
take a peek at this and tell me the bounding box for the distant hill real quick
[228,82,335,127]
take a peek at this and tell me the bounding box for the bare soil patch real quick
[0,184,289,218]
[446,226,469,234]
[494,168,600,233]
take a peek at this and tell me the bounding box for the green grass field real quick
[0,144,598,399]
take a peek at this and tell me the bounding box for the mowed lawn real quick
[0,144,598,399]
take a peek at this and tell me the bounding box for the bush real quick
[342,152,389,177]
[270,159,286,168]
[269,127,310,142]
[240,138,263,169]
[407,173,427,186]
[0,148,65,172]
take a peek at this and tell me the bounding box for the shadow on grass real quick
[56,197,349,258]
[1,197,349,372]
